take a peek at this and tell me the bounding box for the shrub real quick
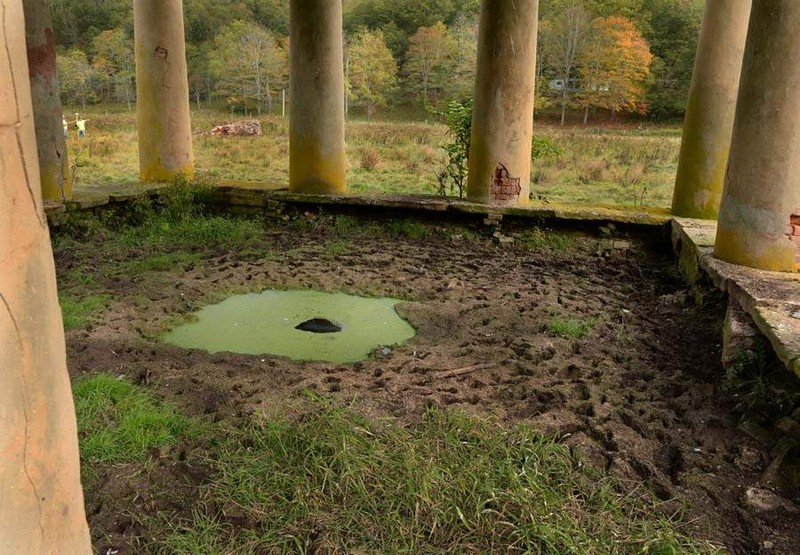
[531,136,563,159]
[436,99,473,198]
[360,148,381,171]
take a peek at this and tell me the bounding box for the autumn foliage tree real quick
[346,29,398,118]
[404,21,456,108]
[541,3,594,125]
[446,15,479,101]
[578,16,653,119]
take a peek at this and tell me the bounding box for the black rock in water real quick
[295,318,343,334]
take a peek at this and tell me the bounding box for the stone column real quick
[134,0,193,182]
[671,0,751,219]
[715,1,800,272]
[467,0,539,205]
[0,1,92,552]
[289,0,346,194]
[23,0,71,202]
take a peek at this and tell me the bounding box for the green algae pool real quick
[163,290,416,364]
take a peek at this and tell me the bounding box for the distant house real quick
[548,78,579,93]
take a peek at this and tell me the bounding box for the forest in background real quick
[52,0,703,121]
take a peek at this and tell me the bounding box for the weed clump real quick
[548,315,598,339]
[360,147,381,171]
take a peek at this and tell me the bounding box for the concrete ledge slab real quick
[673,218,800,377]
[58,183,671,228]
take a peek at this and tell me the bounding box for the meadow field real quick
[67,106,681,209]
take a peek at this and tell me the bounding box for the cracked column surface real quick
[715,1,800,272]
[467,0,539,205]
[0,1,92,552]
[289,0,346,194]
[23,0,71,202]
[672,0,751,219]
[134,0,193,182]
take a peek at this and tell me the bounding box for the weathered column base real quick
[134,0,194,183]
[289,0,346,195]
[466,0,539,206]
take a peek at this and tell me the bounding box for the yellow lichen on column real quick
[672,0,751,219]
[467,0,539,206]
[289,0,346,194]
[714,1,800,272]
[134,0,194,182]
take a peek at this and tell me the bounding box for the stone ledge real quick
[672,217,800,377]
[48,184,672,228]
[272,192,671,226]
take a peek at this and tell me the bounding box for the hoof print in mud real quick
[295,318,343,334]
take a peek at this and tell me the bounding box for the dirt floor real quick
[56,216,799,554]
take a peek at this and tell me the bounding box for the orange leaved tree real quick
[578,16,653,122]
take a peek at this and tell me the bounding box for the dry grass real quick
[66,106,680,208]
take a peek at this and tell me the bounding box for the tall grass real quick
[66,106,679,208]
[158,399,720,554]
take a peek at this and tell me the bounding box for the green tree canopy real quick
[209,20,288,114]
[57,48,99,109]
[91,28,135,108]
[347,29,399,118]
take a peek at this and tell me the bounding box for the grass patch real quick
[519,228,574,252]
[118,215,265,251]
[323,239,351,256]
[386,218,431,240]
[126,252,203,274]
[73,373,205,464]
[333,215,361,236]
[66,106,680,208]
[158,400,718,555]
[63,268,96,287]
[59,293,109,330]
[548,316,598,339]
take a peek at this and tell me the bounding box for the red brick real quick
[792,225,800,236]
[790,214,800,226]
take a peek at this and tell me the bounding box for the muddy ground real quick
[55,216,799,554]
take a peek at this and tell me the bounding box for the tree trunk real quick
[583,106,589,125]
[1,2,92,552]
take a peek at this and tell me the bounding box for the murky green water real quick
[163,290,416,363]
